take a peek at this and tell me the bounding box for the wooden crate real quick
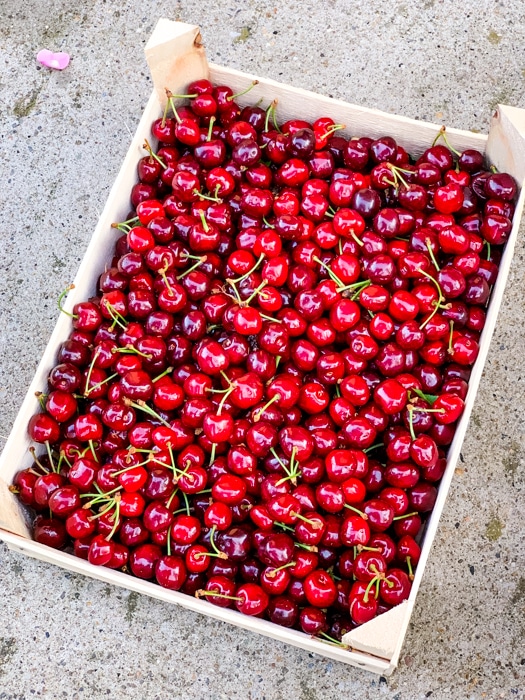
[1,18,525,676]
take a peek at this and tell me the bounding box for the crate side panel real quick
[209,64,487,157]
[1,531,390,675]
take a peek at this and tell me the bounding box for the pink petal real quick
[37,49,70,70]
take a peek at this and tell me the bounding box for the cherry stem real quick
[264,99,280,133]
[417,268,445,330]
[230,253,265,284]
[105,302,128,331]
[112,463,142,477]
[197,209,210,233]
[111,217,139,233]
[364,442,384,453]
[125,399,171,428]
[142,139,166,169]
[407,405,417,441]
[194,549,227,560]
[105,494,121,541]
[406,556,414,579]
[343,503,367,519]
[88,499,116,521]
[448,320,455,354]
[166,524,172,557]
[206,116,216,142]
[260,313,282,324]
[243,279,268,306]
[426,239,441,272]
[432,125,461,157]
[275,471,301,487]
[57,284,77,319]
[81,486,121,509]
[176,255,207,280]
[161,96,170,128]
[296,543,318,552]
[292,512,321,529]
[208,442,217,467]
[29,447,46,472]
[112,344,152,359]
[152,366,173,383]
[217,385,235,416]
[313,256,345,288]
[158,264,174,297]
[266,561,296,578]
[387,163,409,189]
[364,576,380,603]
[35,391,47,412]
[182,491,191,516]
[270,447,289,472]
[45,441,57,473]
[393,511,418,521]
[253,393,281,422]
[339,280,371,297]
[485,240,491,261]
[166,93,181,124]
[350,232,364,247]
[262,216,275,229]
[209,526,227,558]
[59,450,72,469]
[324,123,346,137]
[317,632,349,649]
[228,80,259,101]
[88,440,98,462]
[195,590,241,602]
[194,189,221,203]
[85,371,119,397]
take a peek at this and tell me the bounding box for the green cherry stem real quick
[426,238,441,272]
[177,255,207,280]
[57,284,77,318]
[266,561,296,578]
[253,393,281,422]
[142,139,166,168]
[123,399,172,428]
[227,80,259,101]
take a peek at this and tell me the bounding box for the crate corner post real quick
[145,19,210,110]
[486,103,525,184]
[342,599,413,669]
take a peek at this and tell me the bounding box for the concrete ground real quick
[1,1,524,697]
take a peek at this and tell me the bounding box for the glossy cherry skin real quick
[34,516,67,549]
[267,596,299,628]
[303,569,337,608]
[155,555,187,590]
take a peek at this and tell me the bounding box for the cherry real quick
[34,516,67,549]
[155,555,187,590]
[379,568,412,605]
[130,543,163,579]
[303,569,337,608]
[267,596,299,627]
[28,414,60,444]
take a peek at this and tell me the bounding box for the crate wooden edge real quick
[145,19,488,159]
[0,529,391,675]
[1,17,525,675]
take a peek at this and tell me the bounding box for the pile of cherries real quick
[11,77,517,644]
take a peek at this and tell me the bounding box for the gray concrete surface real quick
[1,1,524,698]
